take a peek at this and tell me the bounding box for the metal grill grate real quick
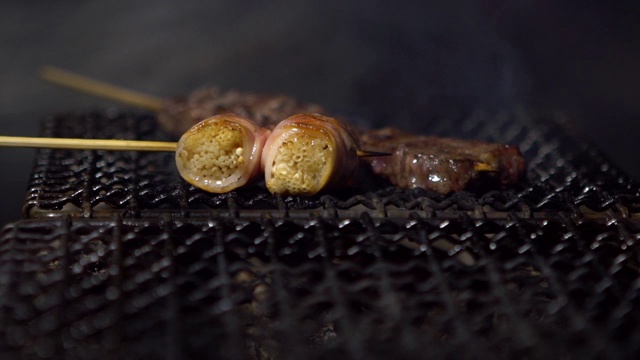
[21,110,640,219]
[2,109,640,359]
[1,216,639,359]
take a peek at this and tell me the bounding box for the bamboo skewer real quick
[0,135,498,175]
[473,162,498,172]
[0,136,394,159]
[35,67,505,171]
[38,66,395,158]
[0,136,176,152]
[39,66,164,112]
[24,66,507,195]
[356,150,391,157]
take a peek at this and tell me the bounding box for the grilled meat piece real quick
[359,128,525,194]
[160,87,525,195]
[175,114,270,193]
[39,67,526,194]
[262,114,360,196]
[160,87,325,136]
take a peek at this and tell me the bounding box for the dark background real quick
[1,0,639,225]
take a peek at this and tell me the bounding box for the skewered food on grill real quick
[39,66,323,137]
[161,87,525,194]
[261,114,360,196]
[175,114,270,193]
[2,111,381,196]
[0,115,270,194]
[359,128,526,193]
[39,66,527,195]
[160,87,325,136]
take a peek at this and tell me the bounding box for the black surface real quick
[2,216,639,359]
[1,0,639,223]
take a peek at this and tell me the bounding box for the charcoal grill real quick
[1,109,640,359]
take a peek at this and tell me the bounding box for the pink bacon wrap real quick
[175,114,270,193]
[261,113,361,196]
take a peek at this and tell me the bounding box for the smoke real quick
[1,0,638,223]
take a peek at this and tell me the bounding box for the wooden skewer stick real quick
[39,66,164,112]
[0,136,176,152]
[36,68,503,165]
[0,136,497,174]
[0,136,397,159]
[473,162,498,172]
[356,150,392,157]
[38,66,394,158]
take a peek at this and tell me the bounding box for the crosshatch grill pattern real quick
[1,216,639,359]
[2,110,640,359]
[21,110,640,219]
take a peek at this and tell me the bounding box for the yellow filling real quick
[267,133,330,195]
[177,122,246,184]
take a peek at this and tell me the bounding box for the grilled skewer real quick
[175,114,270,193]
[1,113,384,195]
[359,128,524,193]
[262,114,361,196]
[40,66,385,158]
[39,66,322,133]
[0,114,270,194]
[39,66,525,194]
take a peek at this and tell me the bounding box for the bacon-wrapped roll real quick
[261,114,360,196]
[175,114,270,193]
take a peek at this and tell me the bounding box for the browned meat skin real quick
[159,87,325,136]
[359,128,525,194]
[262,114,361,196]
[158,87,526,194]
[175,114,270,193]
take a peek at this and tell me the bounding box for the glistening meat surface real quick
[261,114,360,196]
[175,114,270,193]
[359,128,525,194]
[161,87,525,194]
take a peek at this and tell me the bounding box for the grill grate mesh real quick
[1,109,640,359]
[21,110,640,219]
[1,216,639,359]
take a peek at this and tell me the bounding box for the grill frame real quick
[1,109,640,359]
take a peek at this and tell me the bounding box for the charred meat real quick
[359,128,525,194]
